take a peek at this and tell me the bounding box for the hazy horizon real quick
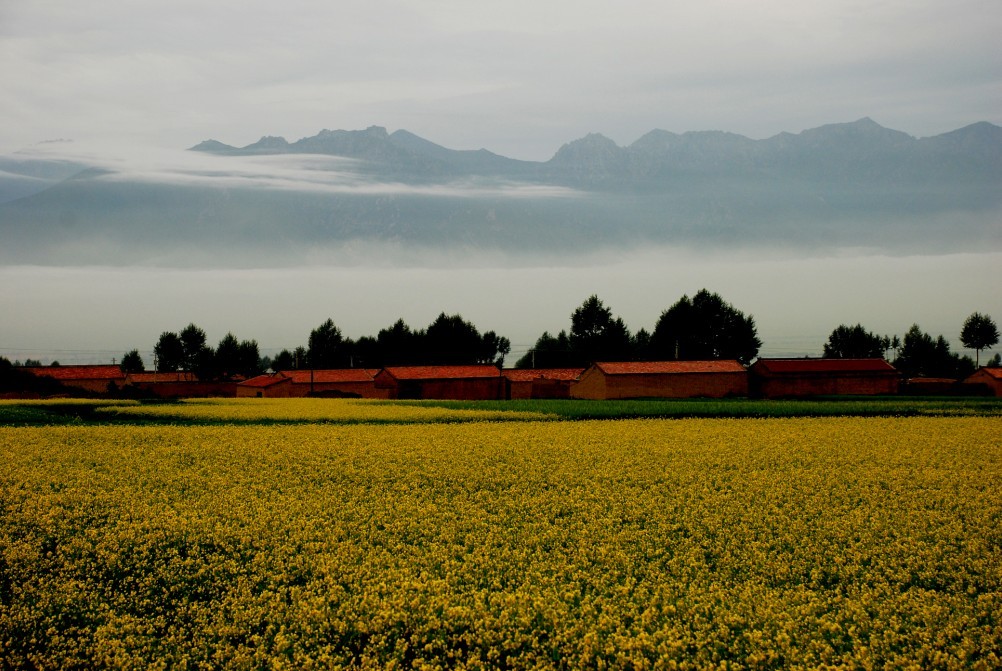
[3,250,1000,367]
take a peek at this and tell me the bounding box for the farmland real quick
[1,399,1000,669]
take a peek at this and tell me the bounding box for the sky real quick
[1,0,1000,160]
[1,0,1001,365]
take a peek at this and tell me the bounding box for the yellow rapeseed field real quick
[91,398,556,423]
[1,414,1000,669]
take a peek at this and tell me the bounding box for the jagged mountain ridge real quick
[190,118,1002,187]
[1,119,1000,267]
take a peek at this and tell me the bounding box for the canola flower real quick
[1,416,1000,669]
[91,398,556,424]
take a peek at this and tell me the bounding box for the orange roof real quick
[239,374,291,388]
[751,358,897,375]
[503,368,585,382]
[972,367,1002,380]
[280,369,376,384]
[593,361,746,375]
[379,365,501,380]
[24,365,125,381]
[126,371,197,383]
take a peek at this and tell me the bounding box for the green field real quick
[1,395,1000,427]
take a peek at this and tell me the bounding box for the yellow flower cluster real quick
[1,416,1000,669]
[93,398,554,424]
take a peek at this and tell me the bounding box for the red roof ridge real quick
[502,368,584,381]
[592,360,746,375]
[24,365,125,381]
[379,365,501,380]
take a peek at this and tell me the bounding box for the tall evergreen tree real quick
[307,319,348,369]
[650,290,761,364]
[569,295,632,365]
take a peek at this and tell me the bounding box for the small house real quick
[124,371,237,398]
[749,358,899,398]
[571,361,748,400]
[503,368,585,400]
[280,369,387,398]
[374,365,503,400]
[236,373,293,398]
[24,365,126,394]
[963,367,1002,396]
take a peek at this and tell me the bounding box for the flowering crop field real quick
[1,412,1000,669]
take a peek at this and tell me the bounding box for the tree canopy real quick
[823,324,889,359]
[650,290,761,365]
[894,324,975,380]
[960,312,999,367]
[569,295,633,366]
[119,349,144,374]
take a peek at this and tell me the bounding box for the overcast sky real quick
[2,0,1000,365]
[2,0,1000,160]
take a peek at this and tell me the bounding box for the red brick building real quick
[280,369,387,398]
[964,367,1002,396]
[24,365,125,394]
[749,358,900,398]
[374,365,503,400]
[236,374,294,398]
[571,361,748,400]
[502,368,584,400]
[124,371,237,398]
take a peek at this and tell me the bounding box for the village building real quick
[570,361,748,400]
[748,358,900,398]
[24,365,126,394]
[279,369,387,398]
[236,373,294,398]
[502,368,585,400]
[374,365,503,400]
[124,371,237,398]
[963,367,1002,396]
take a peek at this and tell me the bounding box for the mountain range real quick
[1,119,999,266]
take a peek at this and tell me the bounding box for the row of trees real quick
[822,314,1000,379]
[143,324,262,380]
[145,313,511,378]
[122,294,997,382]
[516,290,762,368]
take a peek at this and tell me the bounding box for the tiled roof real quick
[24,365,125,381]
[126,371,197,383]
[503,368,585,382]
[379,365,502,380]
[239,374,291,388]
[752,358,897,374]
[973,367,1002,380]
[593,361,746,375]
[281,369,376,384]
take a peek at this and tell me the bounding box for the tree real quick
[154,331,184,372]
[987,353,1001,368]
[270,349,296,371]
[308,318,348,369]
[421,313,510,366]
[650,289,761,364]
[895,324,975,379]
[480,331,512,367]
[515,330,573,369]
[120,349,144,373]
[214,333,260,379]
[179,323,214,377]
[823,324,888,359]
[376,319,420,366]
[569,295,633,365]
[960,312,999,367]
